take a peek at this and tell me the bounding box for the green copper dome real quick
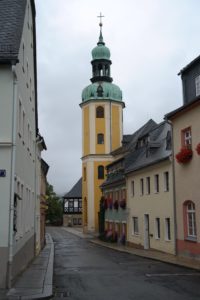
[92,44,111,60]
[82,82,122,102]
[91,29,111,60]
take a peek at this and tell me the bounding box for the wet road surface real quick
[48,227,200,300]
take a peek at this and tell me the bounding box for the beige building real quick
[166,56,200,260]
[126,121,175,254]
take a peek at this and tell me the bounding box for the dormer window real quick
[195,75,200,96]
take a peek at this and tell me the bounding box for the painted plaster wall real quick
[13,0,37,255]
[126,160,175,254]
[0,1,40,287]
[172,104,200,257]
[81,100,123,232]
[0,67,13,248]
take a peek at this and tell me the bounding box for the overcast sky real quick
[35,0,200,195]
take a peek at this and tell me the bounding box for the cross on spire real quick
[97,12,104,27]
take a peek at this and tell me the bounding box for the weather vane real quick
[97,12,105,28]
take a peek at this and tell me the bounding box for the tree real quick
[46,183,63,225]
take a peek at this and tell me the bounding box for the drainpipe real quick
[166,119,177,256]
[7,64,18,288]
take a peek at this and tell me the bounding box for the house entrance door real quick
[144,214,150,249]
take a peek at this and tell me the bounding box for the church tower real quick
[80,15,125,232]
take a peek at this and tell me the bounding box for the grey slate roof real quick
[125,121,171,174]
[101,120,172,189]
[64,178,82,198]
[0,0,27,62]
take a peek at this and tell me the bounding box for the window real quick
[97,133,104,144]
[22,43,25,72]
[186,202,197,238]
[98,165,104,179]
[84,167,86,181]
[73,218,78,225]
[146,177,150,194]
[164,171,169,192]
[18,100,22,136]
[140,178,144,195]
[195,75,200,96]
[131,181,134,197]
[154,174,159,193]
[165,218,171,240]
[96,106,104,118]
[133,217,139,235]
[182,127,192,149]
[155,218,160,239]
[78,218,82,225]
[22,111,25,141]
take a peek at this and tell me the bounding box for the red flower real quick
[176,148,193,164]
[196,143,200,155]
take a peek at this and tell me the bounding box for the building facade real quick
[0,0,43,288]
[125,122,175,254]
[167,56,200,260]
[63,178,82,227]
[80,21,125,232]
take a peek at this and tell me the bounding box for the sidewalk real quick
[64,226,200,271]
[4,233,54,300]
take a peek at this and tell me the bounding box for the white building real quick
[0,0,44,288]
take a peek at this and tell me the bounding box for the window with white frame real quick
[146,177,150,194]
[132,217,139,235]
[182,127,192,149]
[164,171,169,192]
[155,218,160,239]
[18,99,22,136]
[140,178,144,195]
[154,174,159,193]
[165,218,171,240]
[186,202,197,238]
[22,110,25,141]
[195,75,200,96]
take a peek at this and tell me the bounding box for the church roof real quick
[82,82,123,103]
[0,0,32,62]
[64,178,82,199]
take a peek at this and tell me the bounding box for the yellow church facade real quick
[80,21,125,232]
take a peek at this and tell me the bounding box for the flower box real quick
[196,143,200,155]
[113,200,119,210]
[176,148,193,164]
[119,199,126,209]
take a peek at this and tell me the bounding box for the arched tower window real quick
[96,106,104,118]
[183,201,197,239]
[98,165,104,179]
[97,133,104,144]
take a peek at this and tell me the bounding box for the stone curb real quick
[90,239,200,271]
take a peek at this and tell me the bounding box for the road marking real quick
[146,273,200,277]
